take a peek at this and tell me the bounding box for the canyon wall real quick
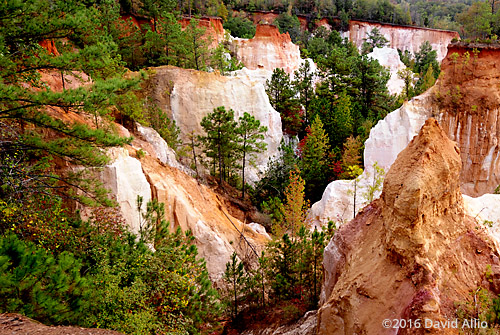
[436,44,500,197]
[41,69,271,285]
[345,20,459,62]
[230,24,303,73]
[143,66,282,183]
[317,119,500,334]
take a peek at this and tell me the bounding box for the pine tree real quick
[0,0,138,205]
[293,60,316,126]
[237,112,268,199]
[300,115,331,202]
[277,167,310,238]
[265,68,302,135]
[362,162,385,204]
[199,106,239,184]
[142,13,185,67]
[346,165,363,219]
[0,234,90,324]
[184,18,211,71]
[341,135,362,176]
[223,252,246,319]
[361,28,389,54]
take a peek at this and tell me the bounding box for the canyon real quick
[32,12,500,335]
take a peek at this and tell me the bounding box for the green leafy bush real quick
[223,16,256,38]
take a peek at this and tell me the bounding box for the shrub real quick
[0,234,90,325]
[223,16,256,39]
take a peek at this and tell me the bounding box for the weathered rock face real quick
[345,20,459,62]
[93,134,269,284]
[138,151,269,284]
[367,47,406,95]
[143,66,282,182]
[40,69,271,286]
[318,119,500,335]
[436,44,500,196]
[241,310,317,335]
[230,24,302,73]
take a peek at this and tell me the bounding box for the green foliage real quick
[0,0,139,206]
[397,67,416,100]
[142,99,183,154]
[199,106,240,184]
[83,200,220,334]
[457,1,493,39]
[223,16,256,38]
[210,41,244,75]
[0,234,89,325]
[274,14,302,43]
[223,252,246,319]
[142,13,186,68]
[232,221,337,312]
[237,112,268,199]
[300,116,331,202]
[275,167,310,238]
[361,28,389,54]
[293,60,316,124]
[346,165,364,219]
[254,140,299,205]
[184,18,211,71]
[266,68,303,135]
[455,286,500,332]
[414,41,440,81]
[362,162,385,203]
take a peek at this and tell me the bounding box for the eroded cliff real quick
[41,69,271,285]
[230,24,303,73]
[436,44,500,196]
[318,119,500,334]
[142,66,282,182]
[345,20,459,62]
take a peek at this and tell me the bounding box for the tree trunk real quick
[242,139,246,199]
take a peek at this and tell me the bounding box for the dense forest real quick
[1,0,499,333]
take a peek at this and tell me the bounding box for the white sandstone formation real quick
[242,310,317,335]
[149,66,282,182]
[96,147,152,237]
[463,194,500,248]
[367,47,406,95]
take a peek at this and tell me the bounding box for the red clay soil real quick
[0,314,123,335]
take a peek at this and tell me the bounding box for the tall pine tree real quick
[237,112,268,199]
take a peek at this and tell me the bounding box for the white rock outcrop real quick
[230,24,303,74]
[148,66,283,182]
[367,47,407,95]
[96,148,152,236]
[463,194,500,247]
